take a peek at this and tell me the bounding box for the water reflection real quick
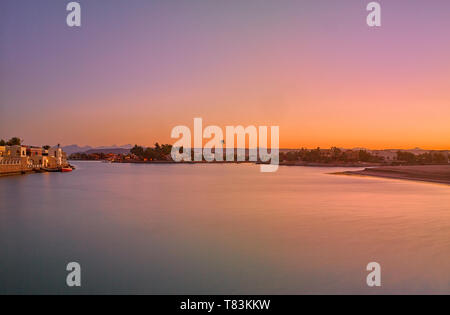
[0,161,449,294]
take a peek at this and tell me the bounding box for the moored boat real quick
[61,167,73,172]
[41,167,60,172]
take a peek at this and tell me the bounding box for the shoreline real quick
[0,165,75,178]
[277,161,382,167]
[70,159,381,167]
[333,165,450,185]
[0,170,34,177]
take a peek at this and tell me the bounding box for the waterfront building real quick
[25,146,44,167]
[29,155,44,168]
[0,145,69,175]
[27,146,43,157]
[370,150,397,161]
[0,145,28,174]
[48,147,68,168]
[7,145,27,158]
[344,150,359,161]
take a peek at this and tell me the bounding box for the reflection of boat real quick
[61,167,73,172]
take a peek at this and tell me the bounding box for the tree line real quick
[0,137,22,146]
[279,147,383,163]
[0,137,52,149]
[279,147,448,165]
[130,143,173,161]
[396,151,448,164]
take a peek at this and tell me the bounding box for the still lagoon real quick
[0,161,449,294]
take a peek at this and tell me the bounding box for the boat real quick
[41,167,60,172]
[41,166,74,173]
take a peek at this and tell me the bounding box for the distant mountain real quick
[62,145,92,155]
[62,144,133,155]
[92,144,133,150]
[84,148,130,155]
[406,148,427,154]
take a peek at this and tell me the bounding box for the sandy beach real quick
[335,165,450,185]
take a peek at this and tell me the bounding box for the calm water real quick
[0,161,449,294]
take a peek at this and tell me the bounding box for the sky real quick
[0,0,449,149]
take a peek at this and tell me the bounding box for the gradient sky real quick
[1,0,449,149]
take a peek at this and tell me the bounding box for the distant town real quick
[67,142,450,166]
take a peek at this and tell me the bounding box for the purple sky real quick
[1,0,450,149]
